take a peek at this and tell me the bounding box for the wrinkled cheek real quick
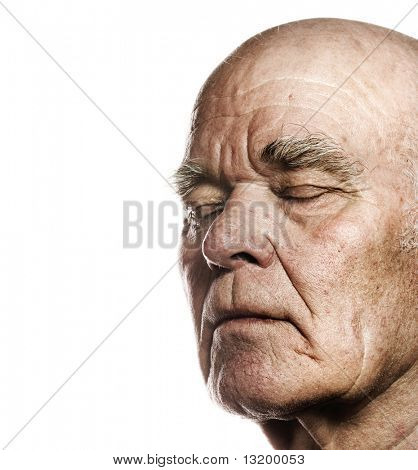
[273,215,373,354]
[280,211,375,283]
[318,215,371,251]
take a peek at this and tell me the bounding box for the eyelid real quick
[282,191,326,200]
[275,185,330,198]
[185,201,224,210]
[198,202,223,208]
[183,202,224,233]
[185,201,224,219]
[196,202,224,214]
[282,193,326,205]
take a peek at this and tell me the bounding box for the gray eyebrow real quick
[260,133,366,186]
[172,133,366,199]
[171,160,213,199]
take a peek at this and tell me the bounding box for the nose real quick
[202,203,275,270]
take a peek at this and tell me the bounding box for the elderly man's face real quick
[176,20,416,420]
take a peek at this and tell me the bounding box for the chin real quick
[208,355,318,420]
[206,325,356,420]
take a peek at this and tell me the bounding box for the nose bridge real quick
[202,193,275,269]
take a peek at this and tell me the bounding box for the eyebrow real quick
[171,159,214,199]
[172,133,365,199]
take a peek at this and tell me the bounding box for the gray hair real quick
[259,133,365,190]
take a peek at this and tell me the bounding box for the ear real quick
[260,419,319,450]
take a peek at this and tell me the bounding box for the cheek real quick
[281,214,370,297]
[320,216,365,248]
[277,214,376,359]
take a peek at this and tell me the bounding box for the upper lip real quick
[213,309,283,329]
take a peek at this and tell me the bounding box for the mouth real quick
[213,310,283,330]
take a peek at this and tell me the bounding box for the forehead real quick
[187,85,370,182]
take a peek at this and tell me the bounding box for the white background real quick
[0,0,416,468]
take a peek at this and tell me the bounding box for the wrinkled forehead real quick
[187,78,379,173]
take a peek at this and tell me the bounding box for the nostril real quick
[231,252,258,264]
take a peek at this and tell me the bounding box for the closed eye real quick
[281,192,327,204]
[274,185,330,204]
[184,202,224,229]
[193,202,224,218]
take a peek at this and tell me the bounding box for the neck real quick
[261,363,417,450]
[297,363,418,449]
